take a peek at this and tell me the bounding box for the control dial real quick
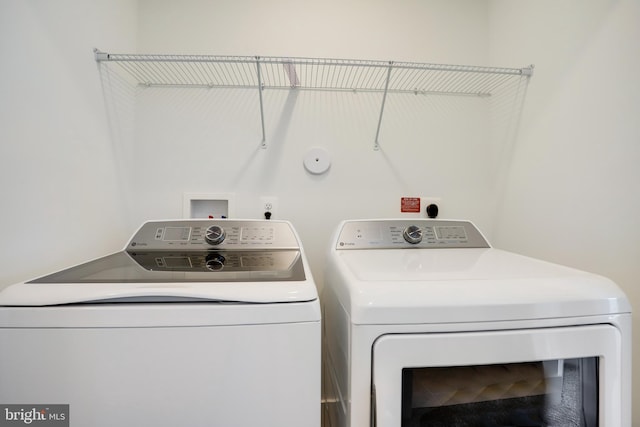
[205,225,226,245]
[403,225,423,244]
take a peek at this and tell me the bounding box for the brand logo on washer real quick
[0,406,68,426]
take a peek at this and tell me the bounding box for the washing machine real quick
[0,219,320,427]
[322,219,631,427]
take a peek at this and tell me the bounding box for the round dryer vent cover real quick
[303,147,331,175]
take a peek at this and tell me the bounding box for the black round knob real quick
[403,225,423,244]
[205,225,226,245]
[426,204,439,218]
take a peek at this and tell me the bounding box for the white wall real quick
[0,0,138,285]
[137,0,489,62]
[489,0,640,423]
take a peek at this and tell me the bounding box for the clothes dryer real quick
[0,219,320,427]
[322,219,630,427]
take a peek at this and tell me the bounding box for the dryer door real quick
[372,325,623,427]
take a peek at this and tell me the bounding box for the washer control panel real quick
[336,220,490,249]
[127,220,300,250]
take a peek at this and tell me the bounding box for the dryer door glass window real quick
[401,357,598,427]
[372,326,623,427]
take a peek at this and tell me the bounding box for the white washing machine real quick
[322,219,631,427]
[0,219,320,427]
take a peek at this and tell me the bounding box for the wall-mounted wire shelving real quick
[94,49,533,149]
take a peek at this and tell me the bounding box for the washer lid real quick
[0,250,315,306]
[331,247,631,324]
[29,250,306,284]
[0,220,318,306]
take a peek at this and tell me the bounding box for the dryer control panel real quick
[335,220,490,249]
[127,220,300,250]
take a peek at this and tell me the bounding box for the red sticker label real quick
[401,197,421,213]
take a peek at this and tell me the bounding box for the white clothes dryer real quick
[0,219,320,427]
[322,219,631,427]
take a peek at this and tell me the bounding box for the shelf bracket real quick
[374,62,393,151]
[522,64,535,77]
[94,48,109,62]
[255,57,267,148]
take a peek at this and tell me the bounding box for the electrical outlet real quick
[421,197,442,218]
[260,196,278,220]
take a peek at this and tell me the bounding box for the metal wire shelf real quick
[95,49,533,149]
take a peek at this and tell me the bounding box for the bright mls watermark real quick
[0,405,68,427]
